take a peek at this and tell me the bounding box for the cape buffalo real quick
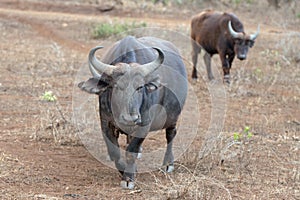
[191,10,259,83]
[78,36,187,189]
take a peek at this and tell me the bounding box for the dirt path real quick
[0,8,95,53]
[0,6,193,57]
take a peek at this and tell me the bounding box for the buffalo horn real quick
[140,47,164,76]
[249,24,260,41]
[88,46,115,78]
[228,21,243,39]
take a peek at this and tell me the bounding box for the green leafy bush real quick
[92,21,147,39]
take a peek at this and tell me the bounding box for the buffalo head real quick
[79,46,164,131]
[228,21,260,60]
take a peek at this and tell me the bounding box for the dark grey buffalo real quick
[191,10,259,83]
[78,36,187,189]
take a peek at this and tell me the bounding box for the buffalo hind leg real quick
[121,137,145,189]
[191,42,201,79]
[204,52,214,81]
[163,126,177,173]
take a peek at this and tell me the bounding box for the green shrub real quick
[40,91,57,102]
[92,21,147,39]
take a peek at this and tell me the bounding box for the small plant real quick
[253,67,263,82]
[40,91,57,102]
[254,68,262,75]
[152,0,169,5]
[233,132,241,141]
[234,0,241,5]
[233,126,253,142]
[92,21,147,39]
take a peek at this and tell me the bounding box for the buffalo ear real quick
[146,76,161,93]
[78,78,109,94]
[249,40,255,48]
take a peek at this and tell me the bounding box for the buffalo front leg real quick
[204,52,214,80]
[191,42,201,79]
[226,54,235,83]
[163,126,177,173]
[127,135,143,159]
[101,122,126,175]
[121,136,145,189]
[220,53,231,84]
[223,67,230,84]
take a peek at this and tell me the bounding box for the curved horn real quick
[249,24,260,41]
[228,21,243,39]
[88,46,115,78]
[140,47,164,76]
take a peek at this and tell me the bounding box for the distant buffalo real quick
[78,36,187,189]
[191,10,259,83]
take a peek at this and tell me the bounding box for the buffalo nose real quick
[121,113,141,125]
[238,55,246,60]
[130,113,140,122]
[131,113,142,125]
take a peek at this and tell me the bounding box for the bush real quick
[92,21,147,39]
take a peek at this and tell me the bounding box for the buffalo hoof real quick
[166,164,174,173]
[192,78,199,83]
[224,79,230,85]
[137,152,142,159]
[208,76,215,81]
[192,73,198,80]
[120,180,135,190]
[209,79,218,85]
[223,75,230,85]
[137,146,143,159]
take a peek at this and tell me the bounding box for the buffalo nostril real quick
[238,55,246,60]
[131,114,138,121]
[134,119,142,125]
[131,114,141,125]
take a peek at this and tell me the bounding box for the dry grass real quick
[33,101,82,146]
[117,124,299,199]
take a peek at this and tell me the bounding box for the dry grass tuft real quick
[33,102,82,146]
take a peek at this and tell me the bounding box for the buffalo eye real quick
[145,83,158,93]
[135,83,157,93]
[248,40,255,48]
